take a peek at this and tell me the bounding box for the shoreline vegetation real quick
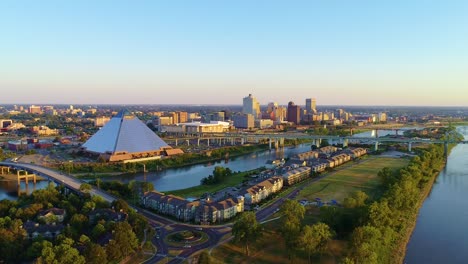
[396,144,457,263]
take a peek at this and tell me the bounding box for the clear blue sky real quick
[1,0,468,106]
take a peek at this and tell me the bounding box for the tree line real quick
[0,183,151,264]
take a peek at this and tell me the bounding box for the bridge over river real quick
[164,132,467,153]
[0,161,117,203]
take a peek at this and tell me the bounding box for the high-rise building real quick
[232,114,254,129]
[305,98,317,114]
[169,112,179,124]
[242,94,260,119]
[266,102,278,114]
[177,111,188,123]
[378,112,387,123]
[287,102,301,125]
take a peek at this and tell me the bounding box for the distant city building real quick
[242,94,260,119]
[266,102,278,114]
[177,111,188,123]
[169,112,179,124]
[204,112,225,122]
[0,119,13,129]
[31,126,59,136]
[256,119,274,129]
[305,98,316,113]
[94,116,111,127]
[287,101,301,125]
[162,122,228,133]
[28,105,42,114]
[378,112,387,123]
[232,114,254,129]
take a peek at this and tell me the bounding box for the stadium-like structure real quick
[82,110,182,162]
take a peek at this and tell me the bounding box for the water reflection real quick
[0,180,50,200]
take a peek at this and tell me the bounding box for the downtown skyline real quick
[1,1,468,106]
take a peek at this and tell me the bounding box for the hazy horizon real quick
[1,1,468,106]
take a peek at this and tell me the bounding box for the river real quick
[100,144,312,191]
[405,126,468,263]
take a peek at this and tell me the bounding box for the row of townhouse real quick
[343,148,367,159]
[142,191,244,224]
[319,146,338,154]
[244,176,284,205]
[329,153,351,167]
[290,147,368,173]
[294,150,319,161]
[281,167,312,186]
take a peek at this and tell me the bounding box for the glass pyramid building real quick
[82,110,173,161]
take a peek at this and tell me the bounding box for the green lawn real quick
[296,156,409,203]
[165,168,262,198]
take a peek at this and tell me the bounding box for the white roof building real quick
[82,110,173,161]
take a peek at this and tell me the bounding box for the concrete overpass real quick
[163,132,466,151]
[0,161,117,203]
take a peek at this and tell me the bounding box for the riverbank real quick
[74,144,273,179]
[397,145,456,263]
[395,162,442,263]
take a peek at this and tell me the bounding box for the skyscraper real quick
[287,101,301,125]
[242,94,260,119]
[305,98,316,113]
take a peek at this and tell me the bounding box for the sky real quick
[1,0,468,106]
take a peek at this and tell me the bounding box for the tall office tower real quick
[242,94,260,119]
[287,101,301,125]
[266,102,278,114]
[305,98,312,113]
[306,98,317,113]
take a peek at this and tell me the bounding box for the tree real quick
[79,183,92,193]
[84,243,107,264]
[91,223,106,240]
[279,199,305,259]
[109,222,139,260]
[112,199,130,213]
[38,238,86,264]
[343,191,368,209]
[300,222,333,263]
[232,211,263,256]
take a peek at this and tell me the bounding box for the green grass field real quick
[296,156,409,203]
